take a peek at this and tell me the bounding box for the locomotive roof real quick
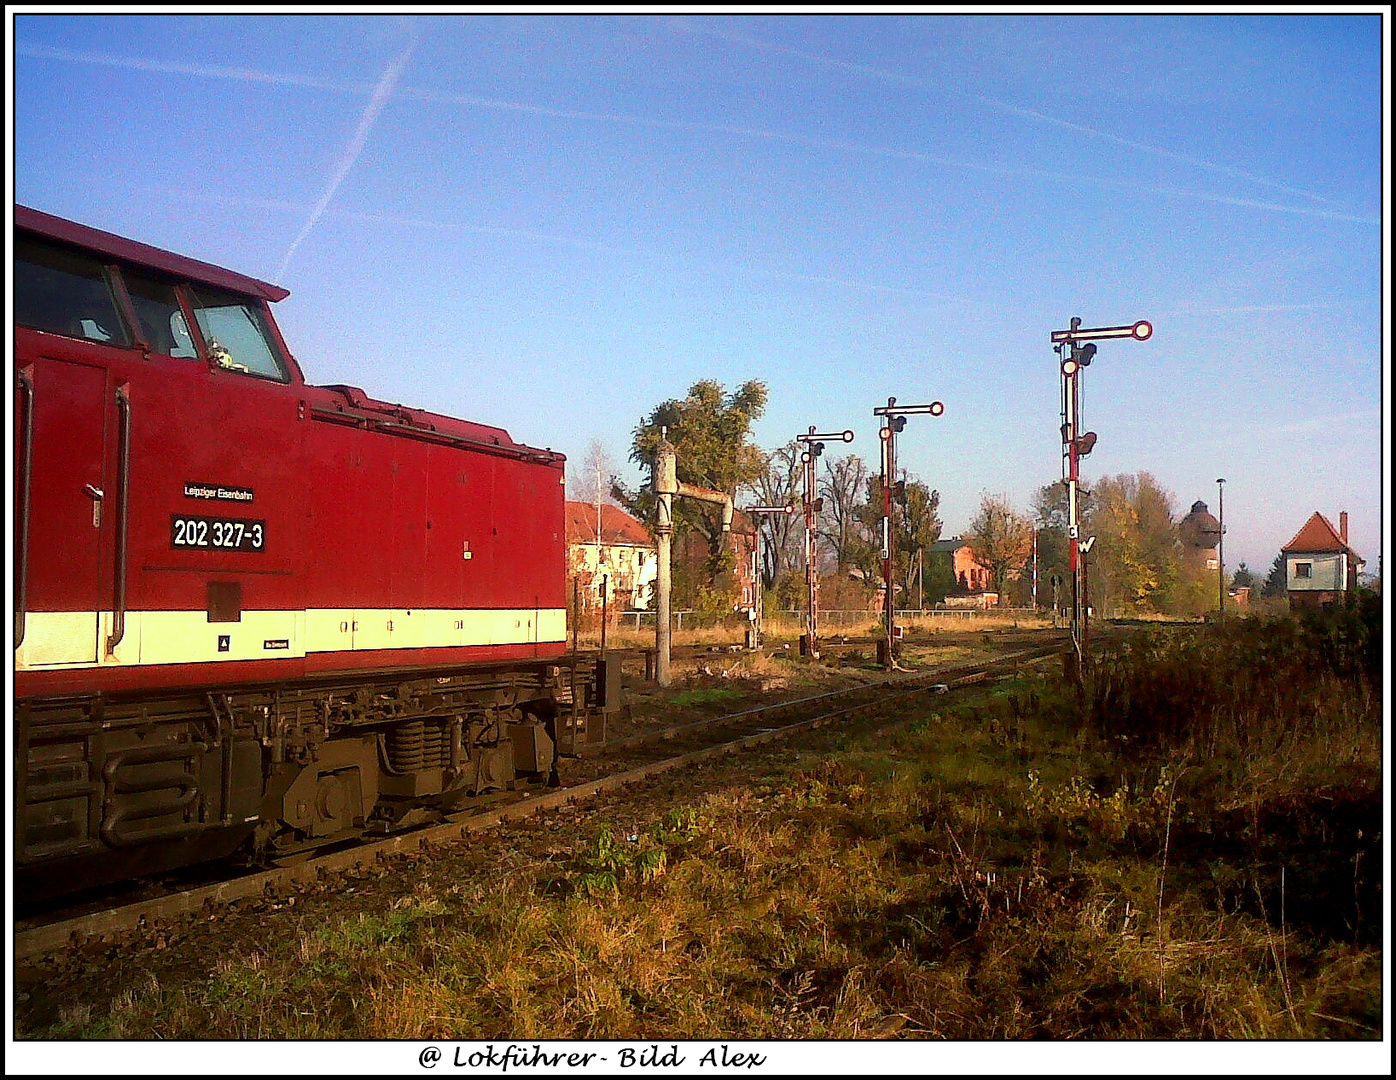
[16,204,290,303]
[15,204,563,464]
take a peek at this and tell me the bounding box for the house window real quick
[1294,562,1312,579]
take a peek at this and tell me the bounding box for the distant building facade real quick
[675,509,760,615]
[927,537,999,605]
[565,502,657,613]
[1281,511,1365,612]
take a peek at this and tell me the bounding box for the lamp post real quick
[1216,477,1226,619]
[873,397,945,671]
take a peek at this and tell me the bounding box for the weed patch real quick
[670,686,744,708]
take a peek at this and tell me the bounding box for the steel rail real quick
[580,643,1060,756]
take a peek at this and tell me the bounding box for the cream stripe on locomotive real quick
[16,608,568,670]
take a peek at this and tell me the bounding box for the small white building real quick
[1281,510,1365,613]
[565,501,657,613]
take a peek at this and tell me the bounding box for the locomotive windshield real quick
[187,285,289,381]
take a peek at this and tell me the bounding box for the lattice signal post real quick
[795,426,853,659]
[741,502,795,648]
[873,397,944,670]
[1050,318,1152,672]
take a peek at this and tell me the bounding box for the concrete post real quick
[651,438,731,688]
[654,442,677,688]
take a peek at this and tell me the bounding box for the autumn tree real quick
[898,478,943,600]
[964,494,1033,606]
[852,473,943,607]
[1030,481,1087,612]
[1083,472,1182,616]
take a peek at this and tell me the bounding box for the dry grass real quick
[26,606,1381,1042]
[570,610,1056,650]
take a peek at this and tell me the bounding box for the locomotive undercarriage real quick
[15,656,607,901]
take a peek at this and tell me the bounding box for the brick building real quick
[927,537,999,607]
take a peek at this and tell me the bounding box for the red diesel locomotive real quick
[13,206,609,898]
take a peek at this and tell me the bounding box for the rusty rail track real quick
[14,643,1061,963]
[583,645,1060,758]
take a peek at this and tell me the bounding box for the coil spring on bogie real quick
[385,719,450,772]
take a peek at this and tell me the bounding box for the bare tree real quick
[569,437,620,509]
[567,438,621,555]
[745,441,803,591]
[819,454,870,574]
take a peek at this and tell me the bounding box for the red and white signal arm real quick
[1051,319,1153,344]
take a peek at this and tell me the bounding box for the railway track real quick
[14,642,1062,963]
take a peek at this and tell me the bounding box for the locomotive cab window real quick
[122,269,199,359]
[188,286,289,381]
[14,235,131,347]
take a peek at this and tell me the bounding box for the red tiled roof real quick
[1281,512,1360,557]
[565,501,653,547]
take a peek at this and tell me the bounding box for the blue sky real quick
[9,11,1387,579]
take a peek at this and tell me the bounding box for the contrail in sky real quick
[670,20,1348,210]
[276,39,416,277]
[162,188,981,306]
[17,43,355,90]
[20,41,1376,226]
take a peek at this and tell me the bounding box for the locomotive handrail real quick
[15,366,35,650]
[106,384,132,657]
[307,403,562,464]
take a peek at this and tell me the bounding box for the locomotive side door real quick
[13,235,135,667]
[15,354,111,664]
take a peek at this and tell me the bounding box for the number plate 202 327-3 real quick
[171,515,265,552]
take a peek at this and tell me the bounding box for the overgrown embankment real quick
[21,604,1381,1040]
